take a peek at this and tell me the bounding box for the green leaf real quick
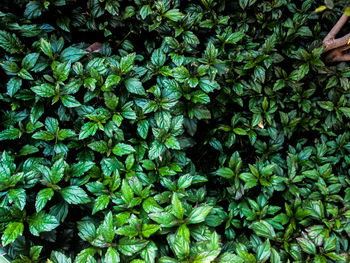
[92,194,109,214]
[125,78,146,95]
[70,161,94,177]
[0,128,21,141]
[318,101,334,111]
[216,167,234,179]
[61,95,81,108]
[140,5,152,19]
[61,186,90,204]
[137,120,149,139]
[40,38,53,58]
[171,193,184,219]
[53,61,71,81]
[31,83,55,97]
[32,130,55,141]
[193,250,221,263]
[226,32,245,44]
[121,179,134,204]
[113,143,135,156]
[250,220,276,239]
[7,77,22,97]
[173,66,190,82]
[165,136,181,150]
[117,237,149,256]
[99,211,115,242]
[141,241,158,263]
[22,53,39,70]
[18,68,33,80]
[297,238,316,254]
[192,90,209,103]
[51,251,72,263]
[105,74,121,88]
[0,61,19,73]
[199,78,219,93]
[36,188,54,212]
[172,234,190,260]
[45,117,59,133]
[57,129,75,140]
[79,122,98,140]
[74,248,95,263]
[149,140,166,160]
[8,188,26,210]
[188,206,212,224]
[149,212,177,227]
[104,247,120,263]
[28,211,59,236]
[142,224,161,238]
[339,107,350,118]
[104,92,119,111]
[239,173,258,189]
[0,30,23,54]
[257,240,271,262]
[233,128,247,135]
[88,140,108,153]
[164,9,184,21]
[323,236,336,252]
[120,53,136,74]
[19,145,39,155]
[61,47,87,63]
[1,222,24,246]
[116,224,138,238]
[151,49,166,67]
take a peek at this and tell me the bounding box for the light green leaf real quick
[79,122,98,140]
[113,143,135,156]
[164,9,184,21]
[8,188,26,210]
[104,247,120,263]
[61,186,90,204]
[28,211,59,236]
[117,237,149,256]
[120,53,136,74]
[171,193,184,219]
[216,167,234,179]
[1,222,24,246]
[40,38,53,58]
[297,238,316,254]
[188,206,212,224]
[250,220,276,239]
[31,83,55,97]
[35,188,54,212]
[142,224,161,238]
[61,95,81,108]
[92,194,109,214]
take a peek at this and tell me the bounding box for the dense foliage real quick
[1,0,350,262]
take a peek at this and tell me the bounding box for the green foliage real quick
[0,0,350,262]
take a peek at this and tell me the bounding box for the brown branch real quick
[86,42,102,53]
[325,44,350,62]
[323,14,350,52]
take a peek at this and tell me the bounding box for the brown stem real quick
[323,14,350,52]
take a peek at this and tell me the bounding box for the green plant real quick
[0,0,350,262]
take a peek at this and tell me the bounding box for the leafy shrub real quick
[0,0,350,262]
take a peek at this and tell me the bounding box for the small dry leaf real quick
[315,5,327,13]
[258,117,264,129]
